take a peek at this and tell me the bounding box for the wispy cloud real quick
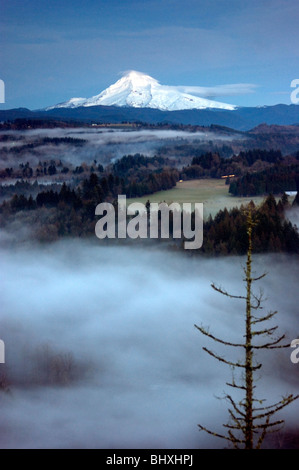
[162,83,259,98]
[117,70,258,98]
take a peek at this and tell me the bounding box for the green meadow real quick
[127,178,275,219]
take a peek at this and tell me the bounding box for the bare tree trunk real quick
[245,212,253,449]
[196,206,299,448]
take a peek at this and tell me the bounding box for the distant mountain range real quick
[1,103,299,132]
[0,70,298,131]
[45,71,236,111]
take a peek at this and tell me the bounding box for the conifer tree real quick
[195,207,299,449]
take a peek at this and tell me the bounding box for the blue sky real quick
[1,0,298,109]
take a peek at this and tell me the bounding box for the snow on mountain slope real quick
[48,97,87,109]
[46,71,236,111]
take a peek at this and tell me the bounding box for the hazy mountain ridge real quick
[1,104,299,132]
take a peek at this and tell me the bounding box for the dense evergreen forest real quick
[0,123,299,255]
[1,170,298,255]
[178,149,299,198]
[201,195,299,255]
[228,163,299,196]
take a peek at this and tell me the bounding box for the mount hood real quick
[47,71,236,112]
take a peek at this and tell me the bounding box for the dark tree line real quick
[236,149,282,165]
[201,195,299,255]
[0,119,86,130]
[180,149,285,181]
[2,166,179,217]
[1,185,298,254]
[110,154,178,197]
[0,137,86,155]
[229,163,299,196]
[112,154,166,176]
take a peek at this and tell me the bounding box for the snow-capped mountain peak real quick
[84,70,160,108]
[46,71,236,111]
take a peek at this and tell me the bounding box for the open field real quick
[127,178,291,219]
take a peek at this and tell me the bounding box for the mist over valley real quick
[1,240,298,449]
[0,120,298,449]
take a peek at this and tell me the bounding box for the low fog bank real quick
[0,127,240,145]
[0,127,241,168]
[0,240,298,449]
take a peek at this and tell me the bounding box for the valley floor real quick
[127,178,296,219]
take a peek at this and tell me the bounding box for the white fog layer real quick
[0,127,243,168]
[0,239,298,448]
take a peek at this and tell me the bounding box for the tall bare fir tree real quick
[196,206,299,449]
